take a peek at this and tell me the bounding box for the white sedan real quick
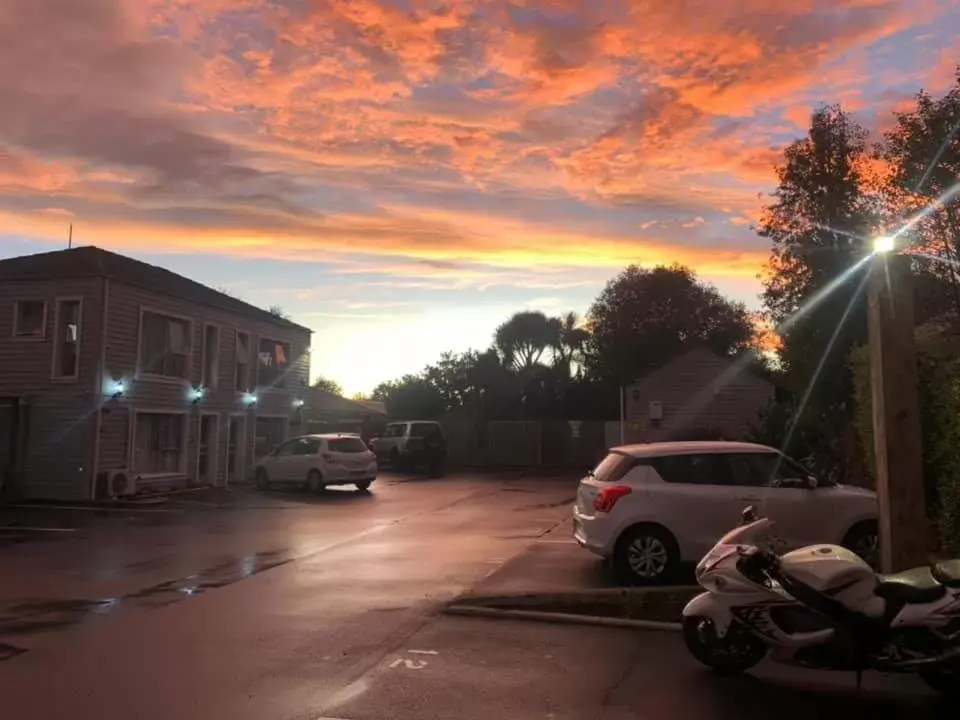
[254,433,378,492]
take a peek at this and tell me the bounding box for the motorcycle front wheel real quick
[682,615,767,675]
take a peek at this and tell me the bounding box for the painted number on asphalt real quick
[388,649,437,670]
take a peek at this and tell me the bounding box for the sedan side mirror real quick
[741,505,758,525]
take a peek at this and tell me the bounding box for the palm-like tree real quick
[552,311,590,378]
[494,311,560,372]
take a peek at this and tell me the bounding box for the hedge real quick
[850,327,960,555]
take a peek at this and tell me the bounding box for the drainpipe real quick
[90,278,109,499]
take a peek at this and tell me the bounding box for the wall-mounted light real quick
[108,381,126,399]
[242,392,258,407]
[188,387,205,404]
[293,398,305,409]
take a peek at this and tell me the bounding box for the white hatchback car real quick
[254,434,378,492]
[574,441,879,585]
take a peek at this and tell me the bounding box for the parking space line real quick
[0,526,77,533]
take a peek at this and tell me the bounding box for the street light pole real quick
[867,247,928,572]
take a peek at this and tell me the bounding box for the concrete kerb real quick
[444,604,682,632]
[444,585,696,632]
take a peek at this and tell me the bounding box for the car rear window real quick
[591,452,635,482]
[383,424,406,438]
[327,437,369,453]
[410,422,442,438]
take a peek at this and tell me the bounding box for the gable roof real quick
[629,347,776,391]
[304,388,387,418]
[0,245,310,332]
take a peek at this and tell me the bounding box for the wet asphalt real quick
[0,474,947,718]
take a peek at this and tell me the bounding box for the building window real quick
[257,338,291,389]
[53,299,81,379]
[201,324,219,389]
[133,413,185,474]
[235,331,250,391]
[140,310,191,379]
[13,300,46,338]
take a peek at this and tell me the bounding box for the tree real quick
[494,311,560,371]
[585,264,753,384]
[371,375,445,419]
[552,311,590,378]
[757,105,877,472]
[268,304,290,320]
[759,106,876,398]
[311,375,344,396]
[880,67,960,321]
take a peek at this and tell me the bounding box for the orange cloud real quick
[0,0,956,291]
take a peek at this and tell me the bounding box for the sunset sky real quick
[0,0,958,394]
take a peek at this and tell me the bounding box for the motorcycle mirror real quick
[741,505,758,525]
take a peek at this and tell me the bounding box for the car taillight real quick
[322,452,335,462]
[594,485,631,513]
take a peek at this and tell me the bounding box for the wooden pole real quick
[867,252,927,572]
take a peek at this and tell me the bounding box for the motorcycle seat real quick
[932,559,960,588]
[875,566,947,604]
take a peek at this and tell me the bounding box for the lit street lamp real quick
[872,235,895,254]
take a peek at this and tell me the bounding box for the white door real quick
[289,437,322,482]
[738,453,832,549]
[648,453,753,560]
[266,438,300,481]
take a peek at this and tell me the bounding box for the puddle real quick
[0,549,293,645]
[0,641,27,662]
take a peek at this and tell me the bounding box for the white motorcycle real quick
[682,507,960,695]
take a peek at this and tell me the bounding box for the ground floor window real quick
[255,416,287,459]
[133,412,185,474]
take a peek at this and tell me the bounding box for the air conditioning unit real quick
[105,469,138,498]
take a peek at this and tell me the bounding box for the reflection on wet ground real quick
[0,549,293,659]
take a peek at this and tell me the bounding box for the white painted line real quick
[407,649,438,655]
[389,657,428,669]
[536,539,578,545]
[11,504,171,513]
[0,526,77,533]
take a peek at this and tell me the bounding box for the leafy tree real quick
[880,67,960,321]
[371,375,445,419]
[759,105,877,407]
[585,264,753,384]
[552,311,590,378]
[311,375,344,396]
[494,311,560,371]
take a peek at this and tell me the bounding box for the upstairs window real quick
[201,324,220,389]
[235,331,250,391]
[53,299,81,379]
[140,310,191,379]
[257,337,290,389]
[14,300,46,339]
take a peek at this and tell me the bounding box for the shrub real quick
[850,329,960,554]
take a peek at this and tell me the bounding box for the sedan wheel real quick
[614,526,678,585]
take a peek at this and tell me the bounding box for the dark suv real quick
[369,421,446,475]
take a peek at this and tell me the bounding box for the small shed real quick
[298,389,387,440]
[620,348,776,444]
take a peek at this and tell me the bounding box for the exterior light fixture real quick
[242,392,258,407]
[873,235,895,254]
[108,381,126,398]
[293,398,305,408]
[188,387,205,404]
